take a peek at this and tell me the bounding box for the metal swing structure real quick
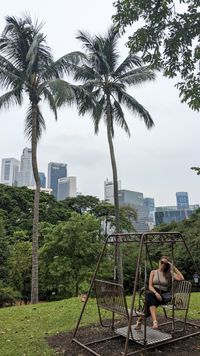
[72,232,200,356]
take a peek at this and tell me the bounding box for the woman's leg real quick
[149,305,158,328]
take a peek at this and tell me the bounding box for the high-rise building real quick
[58,176,77,201]
[48,162,67,199]
[1,158,20,186]
[104,178,121,204]
[118,189,149,233]
[144,197,155,229]
[155,205,199,225]
[39,172,46,188]
[176,192,189,209]
[17,148,35,187]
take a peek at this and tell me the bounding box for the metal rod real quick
[85,334,121,346]
[124,330,200,356]
[171,242,175,337]
[72,234,110,339]
[143,242,147,345]
[123,234,144,356]
[72,338,101,356]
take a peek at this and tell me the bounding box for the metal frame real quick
[72,232,200,356]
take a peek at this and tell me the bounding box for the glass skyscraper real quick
[47,162,67,199]
[176,192,189,209]
[39,172,46,188]
[17,148,35,187]
[1,158,20,186]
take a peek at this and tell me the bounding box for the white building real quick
[104,178,121,204]
[17,148,35,187]
[1,158,20,186]
[58,176,77,201]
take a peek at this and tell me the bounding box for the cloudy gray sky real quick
[0,0,199,206]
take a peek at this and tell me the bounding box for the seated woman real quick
[135,256,184,330]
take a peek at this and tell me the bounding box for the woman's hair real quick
[160,256,171,282]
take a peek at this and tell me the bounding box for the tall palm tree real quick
[0,15,81,303]
[73,27,155,282]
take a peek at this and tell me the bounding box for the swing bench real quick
[94,279,144,328]
[73,232,200,356]
[161,279,192,331]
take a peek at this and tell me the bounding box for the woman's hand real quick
[155,292,162,301]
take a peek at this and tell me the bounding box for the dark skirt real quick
[145,288,167,318]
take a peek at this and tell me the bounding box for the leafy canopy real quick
[113,0,200,110]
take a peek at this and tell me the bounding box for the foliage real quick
[0,285,21,308]
[191,166,200,175]
[113,0,200,110]
[39,213,102,299]
[0,184,70,237]
[62,195,100,214]
[153,209,200,279]
[8,241,32,299]
[0,217,9,283]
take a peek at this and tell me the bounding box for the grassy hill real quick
[0,294,200,356]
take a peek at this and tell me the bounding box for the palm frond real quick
[40,86,58,120]
[25,104,45,141]
[0,89,23,109]
[41,51,87,80]
[46,79,75,107]
[118,67,156,86]
[0,55,21,88]
[73,64,102,82]
[103,26,120,72]
[112,100,130,136]
[92,96,105,134]
[120,91,154,129]
[76,30,95,52]
[114,54,142,76]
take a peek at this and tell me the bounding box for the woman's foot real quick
[152,320,158,329]
[134,320,142,330]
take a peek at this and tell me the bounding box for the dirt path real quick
[48,318,200,356]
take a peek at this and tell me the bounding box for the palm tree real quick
[73,27,155,282]
[0,15,81,303]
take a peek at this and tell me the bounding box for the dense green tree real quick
[0,217,9,284]
[8,241,32,300]
[0,184,71,237]
[71,27,154,282]
[39,213,101,299]
[62,195,100,214]
[154,209,200,279]
[113,0,200,110]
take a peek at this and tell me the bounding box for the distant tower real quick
[39,172,46,188]
[48,162,67,199]
[104,178,121,204]
[58,176,77,201]
[17,148,35,187]
[176,192,189,209]
[1,158,20,186]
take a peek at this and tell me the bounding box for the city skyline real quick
[0,0,200,206]
[0,149,198,208]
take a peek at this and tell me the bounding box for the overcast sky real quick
[0,0,199,206]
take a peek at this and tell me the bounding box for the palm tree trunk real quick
[31,103,40,304]
[106,95,123,284]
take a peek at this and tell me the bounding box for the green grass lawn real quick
[0,293,199,356]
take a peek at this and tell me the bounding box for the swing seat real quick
[161,280,192,311]
[94,279,129,317]
[94,279,144,323]
[161,280,192,332]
